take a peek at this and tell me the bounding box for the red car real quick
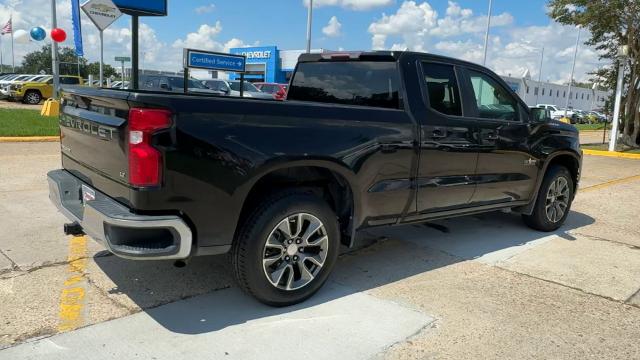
[255,83,288,101]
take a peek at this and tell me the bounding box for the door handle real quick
[380,144,399,154]
[485,132,499,140]
[431,129,447,138]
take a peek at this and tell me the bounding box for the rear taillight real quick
[128,108,172,187]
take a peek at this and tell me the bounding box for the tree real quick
[19,45,118,79]
[548,0,640,147]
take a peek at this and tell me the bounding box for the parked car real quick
[536,104,576,122]
[11,75,83,104]
[4,75,51,99]
[201,79,273,99]
[49,51,582,306]
[140,75,223,95]
[255,82,288,101]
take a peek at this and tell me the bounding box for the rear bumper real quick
[47,169,193,260]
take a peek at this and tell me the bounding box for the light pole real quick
[482,0,493,66]
[535,46,545,105]
[306,0,313,53]
[564,26,581,117]
[609,45,629,152]
[51,0,60,99]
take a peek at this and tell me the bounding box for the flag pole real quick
[1,32,4,73]
[10,15,14,72]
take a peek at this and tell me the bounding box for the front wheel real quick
[523,165,574,232]
[231,191,340,306]
[23,90,42,105]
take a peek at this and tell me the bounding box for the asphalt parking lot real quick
[1,141,639,359]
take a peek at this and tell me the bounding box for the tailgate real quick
[60,89,131,185]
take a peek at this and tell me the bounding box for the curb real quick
[583,149,640,160]
[0,136,59,143]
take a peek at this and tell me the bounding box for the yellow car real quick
[11,76,83,104]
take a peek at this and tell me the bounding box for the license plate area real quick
[81,184,96,205]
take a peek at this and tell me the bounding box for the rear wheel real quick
[231,191,340,306]
[523,165,574,231]
[23,90,42,105]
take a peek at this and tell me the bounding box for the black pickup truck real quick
[48,51,582,306]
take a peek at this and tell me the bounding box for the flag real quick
[71,0,83,57]
[1,18,11,35]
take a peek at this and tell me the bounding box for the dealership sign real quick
[183,49,246,73]
[81,0,122,31]
[112,0,167,16]
[240,50,273,60]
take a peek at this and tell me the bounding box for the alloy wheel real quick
[545,176,570,223]
[262,213,329,291]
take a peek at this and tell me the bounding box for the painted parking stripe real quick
[58,236,88,332]
[581,174,640,193]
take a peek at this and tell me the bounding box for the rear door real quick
[414,61,479,214]
[460,67,539,205]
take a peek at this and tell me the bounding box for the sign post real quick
[82,0,122,87]
[111,1,167,90]
[115,56,130,89]
[183,49,246,95]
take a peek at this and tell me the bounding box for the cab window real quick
[422,62,462,116]
[469,70,517,121]
[60,77,80,85]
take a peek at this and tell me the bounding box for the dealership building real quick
[228,46,327,84]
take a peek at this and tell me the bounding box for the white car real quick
[537,104,575,120]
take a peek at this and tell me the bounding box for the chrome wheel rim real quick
[545,176,570,223]
[26,93,39,104]
[262,213,329,291]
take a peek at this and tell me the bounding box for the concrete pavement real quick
[1,142,640,359]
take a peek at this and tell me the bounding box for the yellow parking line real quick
[583,149,640,160]
[0,136,59,143]
[581,174,640,192]
[58,236,88,332]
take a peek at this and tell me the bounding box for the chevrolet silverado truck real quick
[48,51,582,306]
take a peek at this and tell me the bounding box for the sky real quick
[0,0,608,84]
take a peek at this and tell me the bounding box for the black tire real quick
[23,90,42,105]
[231,191,340,306]
[523,165,574,232]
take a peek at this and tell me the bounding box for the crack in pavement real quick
[0,249,20,274]
[569,231,640,250]
[495,266,640,310]
[625,287,640,304]
[0,252,114,280]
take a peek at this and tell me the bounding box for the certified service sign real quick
[81,0,122,31]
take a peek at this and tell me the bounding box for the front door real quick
[461,68,539,205]
[414,61,479,214]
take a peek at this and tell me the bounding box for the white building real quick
[501,75,611,111]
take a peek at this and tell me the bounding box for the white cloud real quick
[322,16,342,37]
[172,22,223,50]
[368,1,606,83]
[303,0,392,11]
[195,4,216,15]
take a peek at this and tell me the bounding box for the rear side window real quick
[422,62,462,116]
[288,61,400,109]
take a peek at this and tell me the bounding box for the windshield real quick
[229,81,259,92]
[168,77,207,89]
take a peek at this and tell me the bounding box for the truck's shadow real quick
[94,211,594,334]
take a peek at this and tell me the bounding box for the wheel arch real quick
[234,160,360,248]
[519,150,581,215]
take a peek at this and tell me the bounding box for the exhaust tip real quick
[174,260,188,268]
[64,222,85,237]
